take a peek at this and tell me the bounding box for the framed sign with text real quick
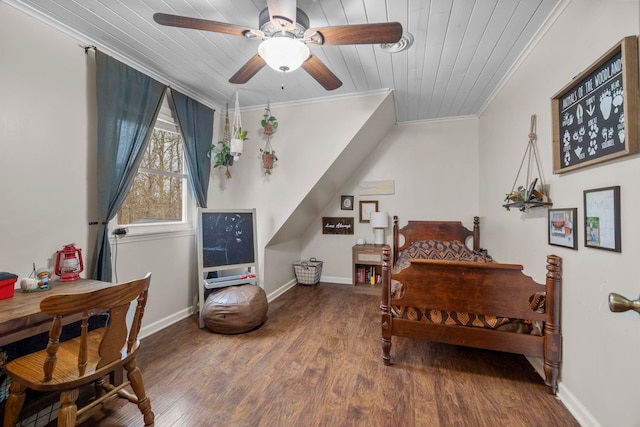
[552,36,638,174]
[322,217,354,235]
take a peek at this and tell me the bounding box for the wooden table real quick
[0,278,114,347]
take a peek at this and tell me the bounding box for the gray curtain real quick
[93,51,166,281]
[170,89,213,208]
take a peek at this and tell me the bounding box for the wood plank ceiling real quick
[5,0,559,123]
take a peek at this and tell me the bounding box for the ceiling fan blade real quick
[153,13,253,37]
[301,55,342,91]
[267,0,297,29]
[229,54,267,84]
[307,22,403,46]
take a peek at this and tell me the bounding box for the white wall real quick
[301,117,481,281]
[0,3,195,337]
[1,3,93,275]
[479,1,640,426]
[206,91,394,295]
[5,1,640,424]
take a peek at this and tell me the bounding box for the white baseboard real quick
[557,383,601,427]
[320,275,351,285]
[266,278,297,302]
[140,280,300,340]
[139,306,194,340]
[526,356,599,427]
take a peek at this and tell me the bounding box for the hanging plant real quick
[210,103,233,178]
[260,141,277,175]
[261,115,278,136]
[230,92,247,160]
[504,186,527,202]
[234,127,249,141]
[260,102,278,175]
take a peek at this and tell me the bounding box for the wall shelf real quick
[502,200,553,212]
[504,114,552,212]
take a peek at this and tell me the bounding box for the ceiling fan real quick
[153,0,403,90]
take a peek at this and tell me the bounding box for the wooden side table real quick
[352,244,388,295]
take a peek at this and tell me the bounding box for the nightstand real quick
[352,244,388,295]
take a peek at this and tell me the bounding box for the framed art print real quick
[358,200,378,223]
[341,195,354,210]
[548,208,578,249]
[584,186,621,252]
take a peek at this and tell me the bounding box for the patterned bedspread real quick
[391,240,544,335]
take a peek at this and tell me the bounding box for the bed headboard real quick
[393,216,480,264]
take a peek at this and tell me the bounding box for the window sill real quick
[109,226,194,244]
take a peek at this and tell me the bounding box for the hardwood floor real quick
[77,283,578,426]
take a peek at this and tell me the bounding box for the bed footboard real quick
[380,246,562,394]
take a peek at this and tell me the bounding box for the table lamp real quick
[370,212,389,246]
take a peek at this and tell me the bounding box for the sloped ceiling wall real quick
[206,90,397,293]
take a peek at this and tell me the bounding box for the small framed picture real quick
[548,208,577,249]
[359,200,378,223]
[341,195,354,210]
[584,186,621,252]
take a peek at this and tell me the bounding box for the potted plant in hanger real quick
[260,145,277,175]
[259,103,278,175]
[261,114,278,136]
[230,92,248,160]
[504,185,527,203]
[210,103,233,178]
[230,126,248,160]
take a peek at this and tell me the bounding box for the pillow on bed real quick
[393,239,493,273]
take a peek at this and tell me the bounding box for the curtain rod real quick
[79,44,216,111]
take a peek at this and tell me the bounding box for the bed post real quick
[393,216,399,264]
[381,245,392,365]
[473,216,480,252]
[544,255,562,395]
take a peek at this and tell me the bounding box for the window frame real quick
[110,91,195,240]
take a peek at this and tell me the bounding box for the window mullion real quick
[138,167,186,179]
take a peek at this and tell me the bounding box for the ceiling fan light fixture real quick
[258,37,310,73]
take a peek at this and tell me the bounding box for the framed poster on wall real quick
[548,208,578,250]
[551,36,639,174]
[583,186,621,252]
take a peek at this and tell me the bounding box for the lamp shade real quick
[370,212,389,229]
[258,37,310,72]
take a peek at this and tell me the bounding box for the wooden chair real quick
[2,273,154,427]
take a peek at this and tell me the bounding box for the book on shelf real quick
[356,265,381,285]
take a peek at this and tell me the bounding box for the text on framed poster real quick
[322,217,354,235]
[552,36,638,173]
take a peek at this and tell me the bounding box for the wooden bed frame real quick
[380,216,562,394]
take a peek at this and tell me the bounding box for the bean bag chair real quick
[203,285,268,334]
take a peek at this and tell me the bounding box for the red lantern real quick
[55,244,84,282]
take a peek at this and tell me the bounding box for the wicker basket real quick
[294,258,323,285]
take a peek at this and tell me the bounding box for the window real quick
[115,91,193,235]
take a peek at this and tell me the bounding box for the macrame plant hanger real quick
[503,114,552,212]
[221,104,232,178]
[260,101,278,175]
[230,92,245,161]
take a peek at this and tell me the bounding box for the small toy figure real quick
[36,268,51,289]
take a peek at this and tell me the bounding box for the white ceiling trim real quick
[476,0,571,119]
[2,0,221,111]
[4,0,560,122]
